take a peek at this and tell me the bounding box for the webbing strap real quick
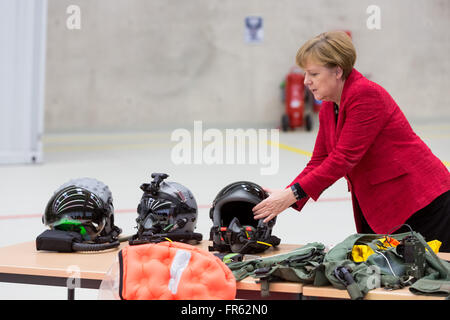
[413,231,450,279]
[259,279,270,298]
[346,282,364,300]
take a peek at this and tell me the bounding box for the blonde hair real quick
[296,31,356,79]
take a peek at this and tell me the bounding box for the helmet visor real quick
[139,198,175,231]
[44,186,107,239]
[143,207,175,229]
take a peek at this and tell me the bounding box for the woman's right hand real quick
[253,187,297,223]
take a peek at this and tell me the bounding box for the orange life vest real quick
[118,241,236,300]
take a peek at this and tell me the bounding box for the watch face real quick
[291,185,300,200]
[292,183,306,200]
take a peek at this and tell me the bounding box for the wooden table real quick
[302,285,447,300]
[0,240,448,300]
[0,240,303,300]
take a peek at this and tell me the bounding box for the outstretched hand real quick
[252,187,297,223]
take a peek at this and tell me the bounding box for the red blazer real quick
[288,68,450,233]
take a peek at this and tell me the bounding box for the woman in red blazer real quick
[253,31,450,251]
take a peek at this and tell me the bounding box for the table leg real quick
[68,287,75,300]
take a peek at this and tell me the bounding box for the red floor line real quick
[0,213,43,220]
[0,197,351,220]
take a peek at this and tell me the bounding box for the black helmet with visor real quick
[209,181,281,254]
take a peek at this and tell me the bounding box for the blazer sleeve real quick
[286,109,329,211]
[297,87,390,201]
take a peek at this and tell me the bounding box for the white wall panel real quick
[0,0,47,164]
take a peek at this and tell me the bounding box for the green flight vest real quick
[315,232,450,299]
[227,242,325,297]
[227,232,450,299]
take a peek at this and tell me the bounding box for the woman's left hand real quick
[252,188,297,223]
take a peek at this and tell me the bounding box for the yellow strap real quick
[256,241,272,247]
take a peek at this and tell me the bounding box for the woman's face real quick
[303,61,343,103]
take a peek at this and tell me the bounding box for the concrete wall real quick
[44,0,450,133]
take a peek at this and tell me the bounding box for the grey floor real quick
[1,118,449,299]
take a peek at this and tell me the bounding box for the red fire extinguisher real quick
[280,66,314,132]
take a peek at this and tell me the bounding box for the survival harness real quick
[316,230,450,299]
[227,242,325,297]
[227,229,450,299]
